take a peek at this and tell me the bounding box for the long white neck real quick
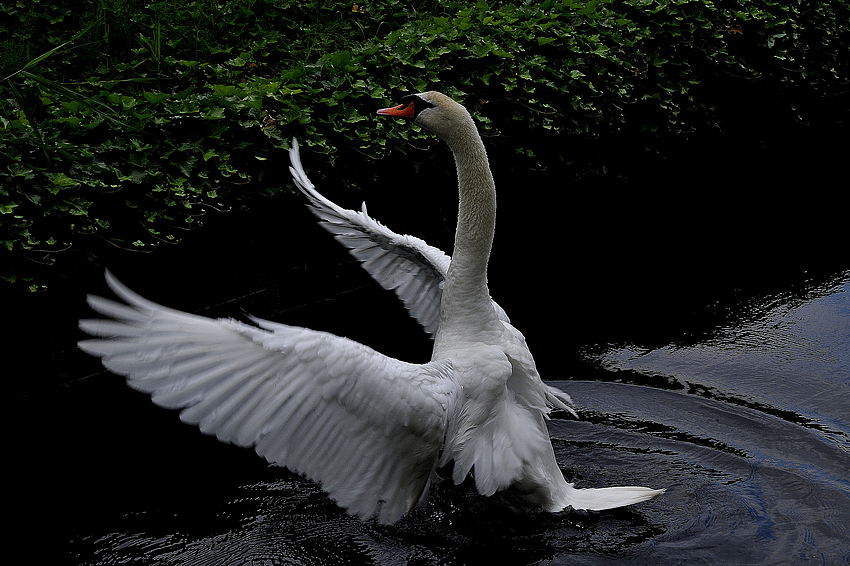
[438,119,498,333]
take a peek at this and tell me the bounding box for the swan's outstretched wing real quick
[288,139,509,334]
[79,271,458,524]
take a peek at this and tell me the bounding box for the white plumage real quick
[80,274,457,524]
[290,143,512,333]
[80,91,663,524]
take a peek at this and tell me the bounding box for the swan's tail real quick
[562,484,665,511]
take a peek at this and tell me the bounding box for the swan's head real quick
[377,91,473,142]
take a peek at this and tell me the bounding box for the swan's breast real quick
[437,343,511,397]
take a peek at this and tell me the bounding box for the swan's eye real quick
[400,94,435,116]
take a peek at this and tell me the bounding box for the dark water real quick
[7,152,849,564]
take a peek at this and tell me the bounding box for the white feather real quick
[288,138,507,335]
[80,271,458,524]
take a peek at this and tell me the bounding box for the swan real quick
[79,91,663,524]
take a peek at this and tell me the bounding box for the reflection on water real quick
[68,465,667,565]
[601,275,850,447]
[58,271,850,564]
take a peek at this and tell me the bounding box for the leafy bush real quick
[1,0,847,291]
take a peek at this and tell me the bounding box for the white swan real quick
[79,91,663,524]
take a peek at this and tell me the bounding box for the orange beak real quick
[376,103,415,118]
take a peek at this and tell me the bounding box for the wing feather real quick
[79,271,459,524]
[288,138,509,334]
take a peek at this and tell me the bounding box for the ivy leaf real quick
[143,92,169,104]
[212,84,239,97]
[202,107,226,119]
[43,172,80,192]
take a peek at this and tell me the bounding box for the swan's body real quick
[79,91,663,524]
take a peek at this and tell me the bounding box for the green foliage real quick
[1,0,847,291]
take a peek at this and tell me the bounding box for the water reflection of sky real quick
[600,273,850,437]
